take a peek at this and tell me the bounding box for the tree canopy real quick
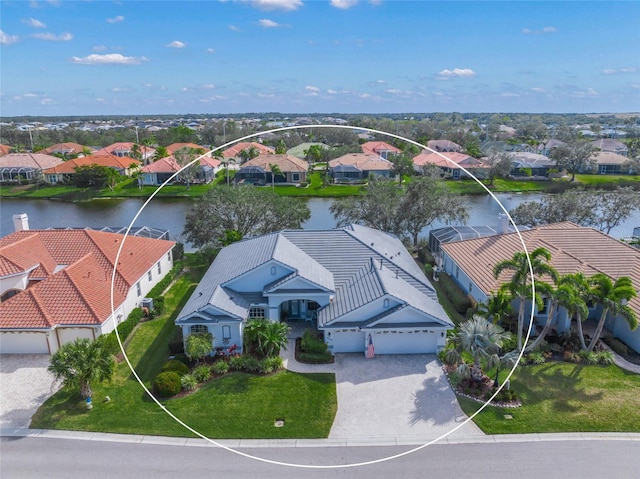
[183,185,311,248]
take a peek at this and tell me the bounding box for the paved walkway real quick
[281,323,484,442]
[0,355,60,428]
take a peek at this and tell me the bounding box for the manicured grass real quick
[573,174,640,187]
[458,361,640,434]
[273,172,364,197]
[443,178,550,195]
[31,260,337,439]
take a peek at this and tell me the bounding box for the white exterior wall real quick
[0,272,30,297]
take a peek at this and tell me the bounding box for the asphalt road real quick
[2,437,639,479]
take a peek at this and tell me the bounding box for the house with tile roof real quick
[0,153,64,183]
[426,139,462,153]
[328,153,395,183]
[40,142,96,158]
[505,152,556,177]
[235,154,308,185]
[361,141,401,160]
[139,155,221,186]
[221,142,275,160]
[0,219,175,354]
[592,151,635,175]
[176,224,452,357]
[97,142,156,162]
[0,144,11,156]
[42,153,141,184]
[440,222,640,353]
[413,151,487,179]
[166,143,209,156]
[590,138,628,157]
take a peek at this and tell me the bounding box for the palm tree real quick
[476,289,513,325]
[238,146,259,164]
[493,247,559,351]
[586,274,638,352]
[48,338,115,399]
[446,316,510,382]
[559,272,591,350]
[258,321,291,358]
[269,163,283,188]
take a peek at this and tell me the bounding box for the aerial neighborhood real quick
[1,112,639,440]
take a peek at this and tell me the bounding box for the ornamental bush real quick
[181,374,197,391]
[161,359,189,376]
[193,365,212,383]
[153,371,181,397]
[211,360,230,375]
[228,355,245,371]
[260,356,284,374]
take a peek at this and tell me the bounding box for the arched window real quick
[222,325,231,344]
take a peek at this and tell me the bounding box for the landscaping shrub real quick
[494,388,518,403]
[438,272,473,315]
[241,355,262,373]
[193,365,212,383]
[523,351,546,365]
[596,351,614,365]
[261,356,283,374]
[181,374,197,391]
[153,371,181,397]
[301,330,328,354]
[447,370,463,388]
[228,355,245,371]
[96,333,121,356]
[147,261,184,298]
[211,360,229,375]
[578,350,599,365]
[161,359,190,376]
[117,308,144,340]
[152,296,165,316]
[168,326,185,355]
[603,337,628,356]
[298,351,334,364]
[559,330,582,352]
[501,333,517,353]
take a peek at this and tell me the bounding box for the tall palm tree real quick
[586,274,638,352]
[269,163,283,188]
[48,338,115,399]
[446,316,510,382]
[560,272,591,350]
[476,289,513,325]
[493,247,559,351]
[258,321,291,358]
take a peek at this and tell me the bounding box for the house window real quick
[190,325,208,335]
[249,307,265,319]
[383,298,389,308]
[222,325,231,344]
[455,265,460,279]
[136,282,141,297]
[157,262,161,275]
[292,173,300,181]
[468,282,473,293]
[148,270,152,282]
[270,266,276,275]
[167,251,172,263]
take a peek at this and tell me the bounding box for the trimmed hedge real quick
[147,261,184,298]
[438,272,473,315]
[161,359,189,376]
[153,371,181,397]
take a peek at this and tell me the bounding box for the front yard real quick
[30,260,337,439]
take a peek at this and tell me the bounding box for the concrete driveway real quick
[0,355,60,429]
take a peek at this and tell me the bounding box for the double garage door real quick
[331,329,438,354]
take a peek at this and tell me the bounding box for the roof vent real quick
[13,213,29,232]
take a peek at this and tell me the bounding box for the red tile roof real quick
[96,142,156,158]
[239,154,308,173]
[42,154,140,174]
[361,141,401,155]
[222,142,275,158]
[329,153,393,171]
[0,230,174,329]
[0,153,64,170]
[0,144,11,156]
[41,143,96,155]
[141,155,220,173]
[166,143,207,154]
[413,151,485,169]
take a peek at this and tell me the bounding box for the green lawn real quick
[573,174,640,187]
[459,361,640,434]
[31,260,337,439]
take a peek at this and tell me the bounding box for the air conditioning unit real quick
[141,298,154,310]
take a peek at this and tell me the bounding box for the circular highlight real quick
[110,124,536,468]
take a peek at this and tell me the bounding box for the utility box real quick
[141,298,154,311]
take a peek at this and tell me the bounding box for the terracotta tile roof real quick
[42,154,140,174]
[440,222,640,317]
[594,151,629,166]
[427,139,462,152]
[0,230,174,329]
[361,141,401,155]
[239,154,308,173]
[413,151,486,169]
[222,142,275,158]
[0,144,11,156]
[329,153,394,171]
[41,143,95,155]
[166,143,207,154]
[0,153,64,170]
[95,142,156,158]
[590,138,627,152]
[141,155,220,173]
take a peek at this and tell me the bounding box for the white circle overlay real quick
[110,125,536,468]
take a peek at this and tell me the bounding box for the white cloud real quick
[501,92,520,97]
[23,17,46,28]
[32,32,73,41]
[258,19,284,28]
[70,53,148,65]
[166,40,186,48]
[327,89,337,94]
[436,68,476,79]
[522,26,557,35]
[385,89,401,94]
[111,87,131,92]
[246,0,303,11]
[229,25,242,32]
[24,93,39,98]
[201,84,216,90]
[331,0,358,9]
[630,84,640,90]
[602,67,637,75]
[40,98,54,105]
[531,87,546,93]
[257,92,276,98]
[305,85,320,92]
[0,30,19,45]
[106,16,125,24]
[181,87,192,92]
[206,48,216,53]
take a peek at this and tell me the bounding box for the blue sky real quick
[1,0,639,116]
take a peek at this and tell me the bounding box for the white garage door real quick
[58,328,94,347]
[373,330,438,354]
[330,330,366,353]
[0,332,49,354]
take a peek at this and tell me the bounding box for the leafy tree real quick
[586,274,637,352]
[463,141,482,158]
[174,147,204,189]
[549,141,596,181]
[48,338,115,399]
[475,289,514,325]
[274,140,287,154]
[186,332,214,364]
[493,247,559,351]
[238,146,259,163]
[153,146,169,161]
[73,165,121,190]
[483,152,513,186]
[304,144,326,164]
[242,319,290,358]
[183,186,310,248]
[161,125,198,145]
[390,153,414,185]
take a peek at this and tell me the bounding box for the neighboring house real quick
[0,144,11,156]
[221,142,275,160]
[440,222,640,353]
[592,151,635,175]
[97,142,156,162]
[40,142,96,158]
[139,155,221,186]
[427,139,462,153]
[506,152,556,177]
[412,151,487,179]
[235,154,308,185]
[328,153,394,182]
[590,138,628,157]
[175,224,452,357]
[42,154,141,184]
[361,141,401,160]
[286,142,329,160]
[166,143,209,156]
[537,139,566,157]
[0,153,64,183]
[0,215,175,354]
